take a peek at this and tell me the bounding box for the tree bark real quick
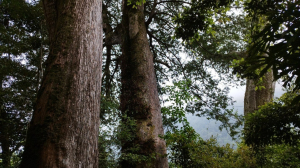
[120,2,168,168]
[244,69,275,116]
[20,0,102,167]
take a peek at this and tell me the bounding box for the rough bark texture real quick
[20,0,102,167]
[244,69,275,116]
[120,2,168,168]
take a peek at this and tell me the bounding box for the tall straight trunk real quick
[244,69,275,116]
[120,2,168,168]
[20,0,102,167]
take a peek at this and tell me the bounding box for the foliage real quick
[98,94,121,168]
[117,114,156,167]
[243,89,300,166]
[127,0,146,9]
[170,0,249,138]
[0,0,46,166]
[244,91,300,149]
[165,124,199,167]
[174,0,234,41]
[162,77,243,139]
[98,131,119,168]
[161,80,195,130]
[262,143,300,168]
[0,58,35,167]
[236,0,300,103]
[165,123,257,168]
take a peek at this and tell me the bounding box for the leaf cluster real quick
[262,143,300,167]
[244,91,300,149]
[174,0,233,40]
[237,0,300,103]
[165,123,257,168]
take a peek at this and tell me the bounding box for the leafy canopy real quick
[235,0,300,103]
[244,91,300,148]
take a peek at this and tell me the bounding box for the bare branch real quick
[154,59,171,68]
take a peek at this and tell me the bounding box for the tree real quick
[231,0,300,144]
[119,2,168,167]
[100,0,249,165]
[165,123,257,168]
[244,91,300,148]
[237,0,300,103]
[238,0,300,164]
[19,0,102,167]
[241,1,277,117]
[243,91,300,166]
[173,0,250,137]
[174,0,276,117]
[243,61,275,116]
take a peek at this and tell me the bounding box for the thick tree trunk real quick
[20,0,102,167]
[120,2,168,168]
[244,69,275,116]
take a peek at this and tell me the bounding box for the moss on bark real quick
[120,2,168,167]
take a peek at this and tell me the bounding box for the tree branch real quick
[103,4,122,46]
[154,59,171,68]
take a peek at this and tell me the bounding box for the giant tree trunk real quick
[20,0,102,167]
[120,2,168,168]
[244,69,275,116]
